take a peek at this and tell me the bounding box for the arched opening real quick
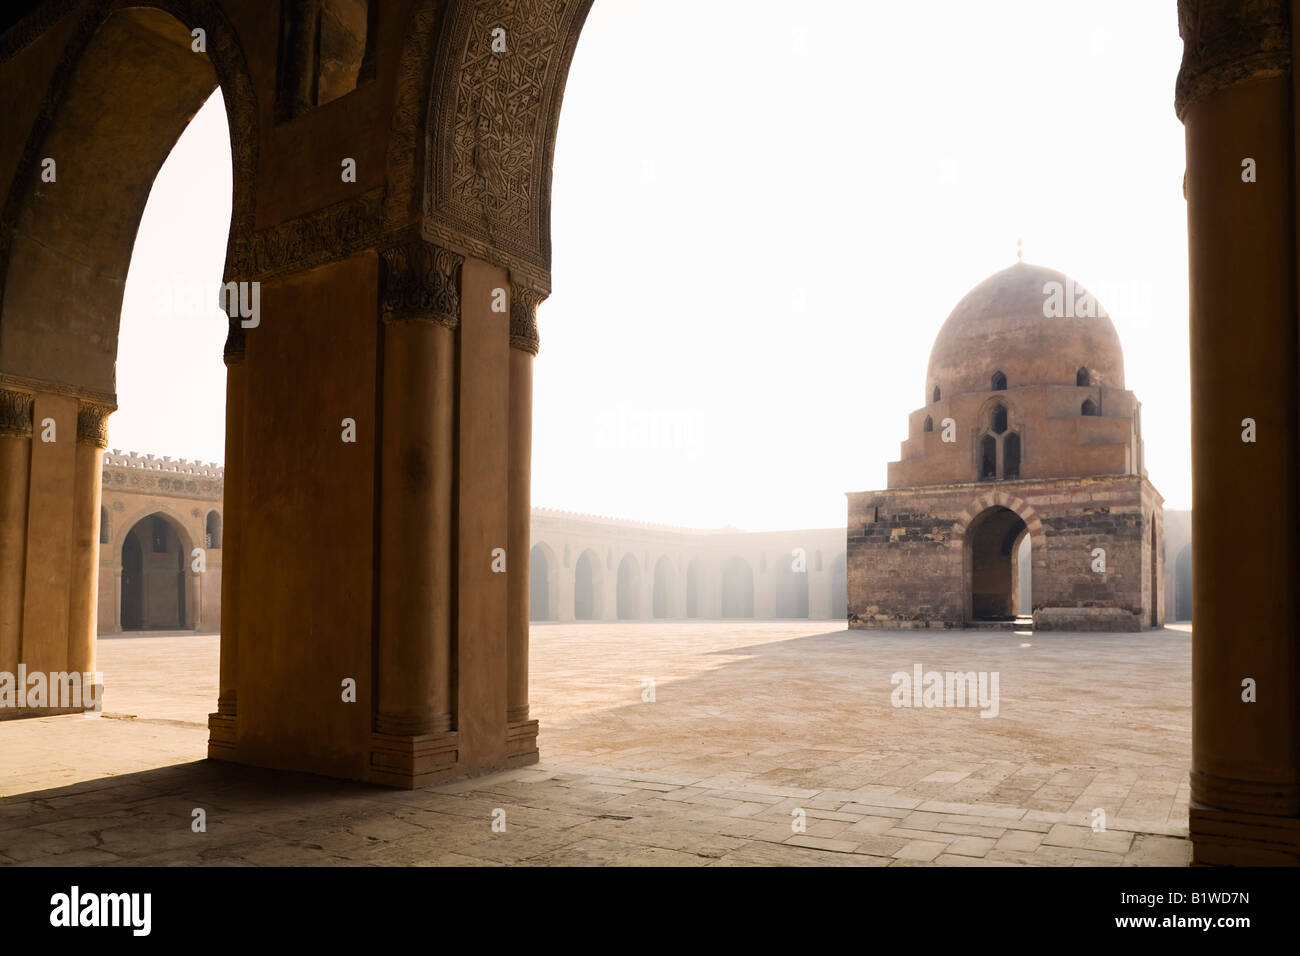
[685,559,699,618]
[1076,366,1091,386]
[1082,398,1099,416]
[991,370,1007,391]
[1150,520,1159,627]
[119,512,188,631]
[829,553,847,620]
[1004,431,1021,479]
[932,385,941,403]
[990,404,1008,434]
[965,506,1030,621]
[773,560,809,619]
[1174,544,1193,622]
[574,548,601,620]
[1015,530,1032,617]
[980,434,997,480]
[529,544,551,622]
[652,556,673,618]
[616,554,641,619]
[720,557,754,618]
[205,510,222,549]
[923,415,933,433]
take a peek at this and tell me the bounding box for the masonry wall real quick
[847,475,1161,631]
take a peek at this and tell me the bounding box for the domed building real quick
[847,260,1164,631]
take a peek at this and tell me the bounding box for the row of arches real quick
[529,545,848,622]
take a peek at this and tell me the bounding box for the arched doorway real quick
[529,544,551,622]
[1174,544,1193,622]
[574,548,601,620]
[773,561,809,618]
[616,553,640,619]
[119,513,188,631]
[652,556,673,618]
[964,506,1030,621]
[685,559,700,618]
[720,557,754,618]
[829,553,847,620]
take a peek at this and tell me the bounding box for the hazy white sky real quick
[114,0,1191,531]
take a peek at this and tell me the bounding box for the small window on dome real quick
[1081,399,1099,416]
[923,416,934,433]
[1076,367,1090,387]
[990,404,1008,434]
[991,371,1007,391]
[1004,432,1021,479]
[932,385,940,403]
[980,435,997,480]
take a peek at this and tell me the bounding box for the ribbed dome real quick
[926,261,1125,398]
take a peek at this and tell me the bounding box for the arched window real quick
[1004,432,1021,479]
[990,404,1008,434]
[991,371,1007,391]
[1076,366,1090,386]
[923,415,934,433]
[980,435,997,480]
[205,510,222,549]
[1081,399,1099,416]
[932,385,940,403]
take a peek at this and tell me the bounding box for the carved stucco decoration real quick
[76,400,113,447]
[0,387,34,437]
[1175,0,1291,120]
[0,0,259,327]
[380,240,464,328]
[509,282,544,354]
[423,0,594,295]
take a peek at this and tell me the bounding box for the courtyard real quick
[0,622,1191,866]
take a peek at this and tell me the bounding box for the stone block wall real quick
[847,475,1162,630]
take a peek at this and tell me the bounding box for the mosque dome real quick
[926,261,1126,399]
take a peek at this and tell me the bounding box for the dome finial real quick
[1016,238,1023,262]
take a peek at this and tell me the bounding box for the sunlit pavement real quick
[0,622,1191,865]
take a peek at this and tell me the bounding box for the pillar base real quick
[364,730,460,789]
[207,711,237,760]
[1190,805,1300,866]
[506,717,539,767]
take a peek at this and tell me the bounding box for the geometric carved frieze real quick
[1175,0,1291,120]
[380,240,464,328]
[230,187,386,282]
[424,0,595,295]
[0,388,34,438]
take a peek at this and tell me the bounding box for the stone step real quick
[965,617,1035,631]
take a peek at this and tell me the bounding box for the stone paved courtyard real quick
[0,622,1192,866]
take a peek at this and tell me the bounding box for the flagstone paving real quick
[0,622,1192,866]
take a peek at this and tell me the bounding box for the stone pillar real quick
[0,388,33,675]
[367,240,460,786]
[1177,0,1300,864]
[507,281,542,764]
[68,401,109,677]
[210,321,245,758]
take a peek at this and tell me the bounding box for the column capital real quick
[0,388,34,438]
[1175,0,1291,120]
[223,316,246,366]
[380,240,464,328]
[76,400,112,448]
[509,281,546,355]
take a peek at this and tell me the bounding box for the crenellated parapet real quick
[101,450,224,500]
